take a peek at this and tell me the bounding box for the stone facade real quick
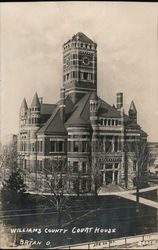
[18,32,148,193]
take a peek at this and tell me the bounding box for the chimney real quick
[60,87,65,122]
[39,97,43,104]
[116,92,123,110]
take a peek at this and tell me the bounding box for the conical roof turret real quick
[31,92,41,108]
[129,101,137,113]
[20,98,28,111]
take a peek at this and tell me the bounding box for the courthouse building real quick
[18,32,147,193]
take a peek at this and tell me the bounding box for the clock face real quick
[83,57,90,65]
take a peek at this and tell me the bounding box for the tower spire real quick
[20,98,28,111]
[129,100,137,123]
[31,92,41,108]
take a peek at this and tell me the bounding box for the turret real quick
[30,92,41,126]
[129,101,137,123]
[20,98,28,118]
[19,98,28,129]
[60,87,65,122]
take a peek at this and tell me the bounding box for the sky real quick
[1,2,158,142]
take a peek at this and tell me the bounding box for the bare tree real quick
[91,137,113,195]
[0,143,18,183]
[40,157,72,226]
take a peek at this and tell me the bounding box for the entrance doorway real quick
[105,171,112,185]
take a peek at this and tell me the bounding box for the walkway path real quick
[118,193,158,209]
[98,184,158,209]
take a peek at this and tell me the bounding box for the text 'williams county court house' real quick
[18,32,147,194]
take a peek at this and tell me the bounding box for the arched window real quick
[100,119,103,125]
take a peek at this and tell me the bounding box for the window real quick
[73,54,77,59]
[50,141,56,152]
[39,141,43,152]
[68,141,71,152]
[82,162,86,173]
[59,141,64,152]
[37,141,39,152]
[73,162,78,173]
[114,136,118,152]
[100,119,103,125]
[73,141,79,152]
[73,71,76,78]
[83,72,88,80]
[81,179,87,191]
[82,141,89,152]
[32,143,35,152]
[114,163,119,169]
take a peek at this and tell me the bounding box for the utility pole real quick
[35,135,38,190]
[136,162,140,213]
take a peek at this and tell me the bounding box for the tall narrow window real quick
[73,71,76,78]
[59,141,64,152]
[114,136,118,152]
[73,162,78,173]
[82,141,89,152]
[73,141,79,152]
[40,141,43,152]
[50,141,56,152]
[32,143,35,152]
[82,162,87,173]
[83,72,88,80]
[81,179,87,191]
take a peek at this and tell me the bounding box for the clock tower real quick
[63,32,97,104]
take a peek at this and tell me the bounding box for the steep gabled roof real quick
[37,106,67,135]
[31,92,41,107]
[20,98,28,111]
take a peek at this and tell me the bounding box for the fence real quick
[54,232,158,249]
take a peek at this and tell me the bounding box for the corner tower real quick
[63,32,97,104]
